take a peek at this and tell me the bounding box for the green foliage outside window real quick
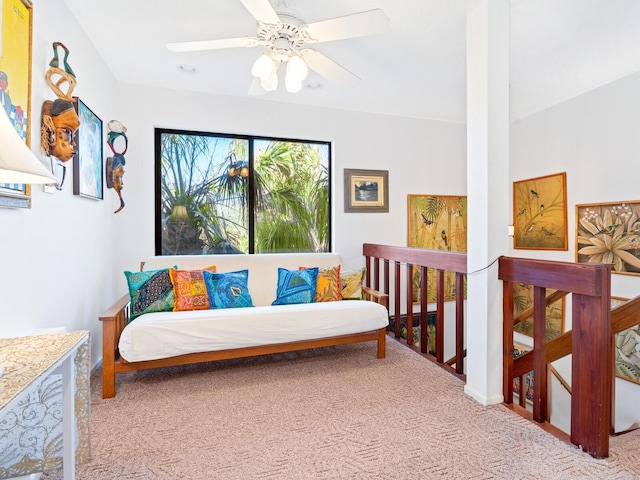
[157,130,330,255]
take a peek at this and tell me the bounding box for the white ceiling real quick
[62,0,640,123]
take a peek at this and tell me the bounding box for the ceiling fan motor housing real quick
[257,21,307,60]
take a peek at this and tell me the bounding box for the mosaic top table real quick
[0,331,90,480]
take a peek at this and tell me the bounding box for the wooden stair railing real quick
[611,294,640,335]
[500,256,612,459]
[362,243,467,378]
[511,294,640,431]
[363,245,640,459]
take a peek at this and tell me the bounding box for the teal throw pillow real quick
[124,268,176,320]
[272,267,319,306]
[203,269,254,309]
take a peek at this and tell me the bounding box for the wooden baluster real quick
[519,375,527,408]
[394,261,401,338]
[407,263,414,346]
[383,259,390,298]
[533,285,548,423]
[420,265,429,354]
[365,255,371,288]
[436,269,445,363]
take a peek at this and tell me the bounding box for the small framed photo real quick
[344,168,388,213]
[73,97,103,199]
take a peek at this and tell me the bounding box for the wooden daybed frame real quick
[100,287,389,398]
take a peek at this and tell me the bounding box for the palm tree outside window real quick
[155,129,331,255]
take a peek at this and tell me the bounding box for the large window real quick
[155,129,331,255]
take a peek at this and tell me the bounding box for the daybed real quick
[100,252,389,398]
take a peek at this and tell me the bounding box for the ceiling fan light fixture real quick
[251,53,274,80]
[286,55,308,81]
[284,75,303,93]
[261,69,279,91]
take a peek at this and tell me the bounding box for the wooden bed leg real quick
[101,317,117,398]
[377,327,386,359]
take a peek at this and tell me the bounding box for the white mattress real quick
[119,300,389,362]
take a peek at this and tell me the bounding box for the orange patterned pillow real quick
[169,266,216,311]
[300,265,341,302]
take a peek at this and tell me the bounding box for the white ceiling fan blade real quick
[239,0,280,24]
[303,9,390,43]
[302,49,360,88]
[167,37,258,52]
[248,77,266,95]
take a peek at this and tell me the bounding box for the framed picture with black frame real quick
[73,97,103,199]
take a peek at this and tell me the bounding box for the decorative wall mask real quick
[41,42,80,188]
[105,119,127,213]
[41,98,79,162]
[45,42,77,101]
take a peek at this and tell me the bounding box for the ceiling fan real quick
[166,0,390,94]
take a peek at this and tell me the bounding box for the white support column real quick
[464,0,510,406]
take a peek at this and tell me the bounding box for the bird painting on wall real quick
[421,212,434,225]
[441,229,448,247]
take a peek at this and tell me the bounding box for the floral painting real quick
[513,172,568,250]
[576,201,640,276]
[611,297,640,384]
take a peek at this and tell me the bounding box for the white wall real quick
[114,84,466,278]
[0,0,467,369]
[0,0,119,367]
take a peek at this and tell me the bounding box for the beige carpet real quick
[43,337,640,479]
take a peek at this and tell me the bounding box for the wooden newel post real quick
[570,264,612,459]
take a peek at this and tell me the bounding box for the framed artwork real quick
[576,200,640,276]
[512,343,533,405]
[73,98,103,199]
[513,172,568,250]
[393,311,437,355]
[344,168,388,212]
[611,296,640,385]
[0,0,32,208]
[513,282,565,341]
[408,194,467,302]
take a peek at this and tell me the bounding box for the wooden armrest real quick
[99,294,130,321]
[363,286,389,309]
[100,294,130,399]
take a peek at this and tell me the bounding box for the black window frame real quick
[154,128,332,255]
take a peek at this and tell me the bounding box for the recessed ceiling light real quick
[177,64,198,74]
[305,82,323,90]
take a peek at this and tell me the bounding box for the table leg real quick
[62,355,76,480]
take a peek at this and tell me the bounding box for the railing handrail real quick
[499,256,607,296]
[611,295,640,335]
[363,243,467,273]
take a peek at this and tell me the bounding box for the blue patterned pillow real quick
[203,269,254,309]
[272,267,319,306]
[124,268,176,320]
